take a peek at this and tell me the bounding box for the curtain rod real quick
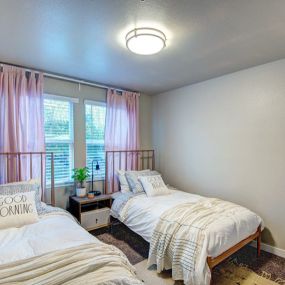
[0,62,137,93]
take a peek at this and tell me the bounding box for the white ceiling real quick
[0,0,285,94]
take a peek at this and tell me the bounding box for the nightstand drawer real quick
[81,207,110,231]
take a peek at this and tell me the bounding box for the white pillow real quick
[139,175,171,197]
[0,191,39,230]
[117,170,131,193]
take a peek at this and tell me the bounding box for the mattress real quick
[111,189,262,258]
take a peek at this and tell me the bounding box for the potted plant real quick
[72,167,90,197]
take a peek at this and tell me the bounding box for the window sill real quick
[46,182,74,189]
[46,180,105,189]
[86,179,105,183]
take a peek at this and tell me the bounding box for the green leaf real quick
[72,167,90,183]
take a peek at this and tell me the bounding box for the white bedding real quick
[0,206,143,285]
[0,210,96,265]
[111,189,262,258]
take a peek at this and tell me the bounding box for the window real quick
[44,96,74,185]
[85,101,106,179]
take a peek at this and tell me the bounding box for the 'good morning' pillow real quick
[0,191,39,230]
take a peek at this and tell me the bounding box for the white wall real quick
[44,77,152,208]
[152,59,285,250]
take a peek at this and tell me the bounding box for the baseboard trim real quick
[250,241,285,258]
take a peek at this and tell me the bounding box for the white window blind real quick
[44,96,74,185]
[85,102,106,179]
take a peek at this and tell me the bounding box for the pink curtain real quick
[0,64,45,183]
[105,89,140,151]
[104,89,140,193]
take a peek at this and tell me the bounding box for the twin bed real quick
[0,152,142,285]
[0,150,263,285]
[0,206,142,285]
[105,150,263,285]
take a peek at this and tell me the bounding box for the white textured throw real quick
[0,242,143,285]
[148,198,249,285]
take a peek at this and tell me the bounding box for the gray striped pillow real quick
[125,170,160,194]
[0,181,43,213]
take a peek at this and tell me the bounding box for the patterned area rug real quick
[134,259,284,285]
[93,224,285,285]
[213,262,285,285]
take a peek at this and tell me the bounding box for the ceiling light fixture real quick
[126,28,166,55]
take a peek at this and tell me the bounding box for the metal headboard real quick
[105,149,155,194]
[0,152,55,206]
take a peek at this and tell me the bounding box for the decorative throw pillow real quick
[125,170,160,194]
[0,191,39,230]
[139,175,171,197]
[0,180,43,213]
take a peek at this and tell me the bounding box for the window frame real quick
[44,94,77,186]
[84,100,106,181]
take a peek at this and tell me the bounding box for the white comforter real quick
[111,189,262,258]
[0,211,95,265]
[0,207,143,285]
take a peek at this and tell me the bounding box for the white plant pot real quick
[76,187,87,198]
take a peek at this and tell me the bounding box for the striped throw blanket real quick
[148,198,244,285]
[0,243,143,285]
